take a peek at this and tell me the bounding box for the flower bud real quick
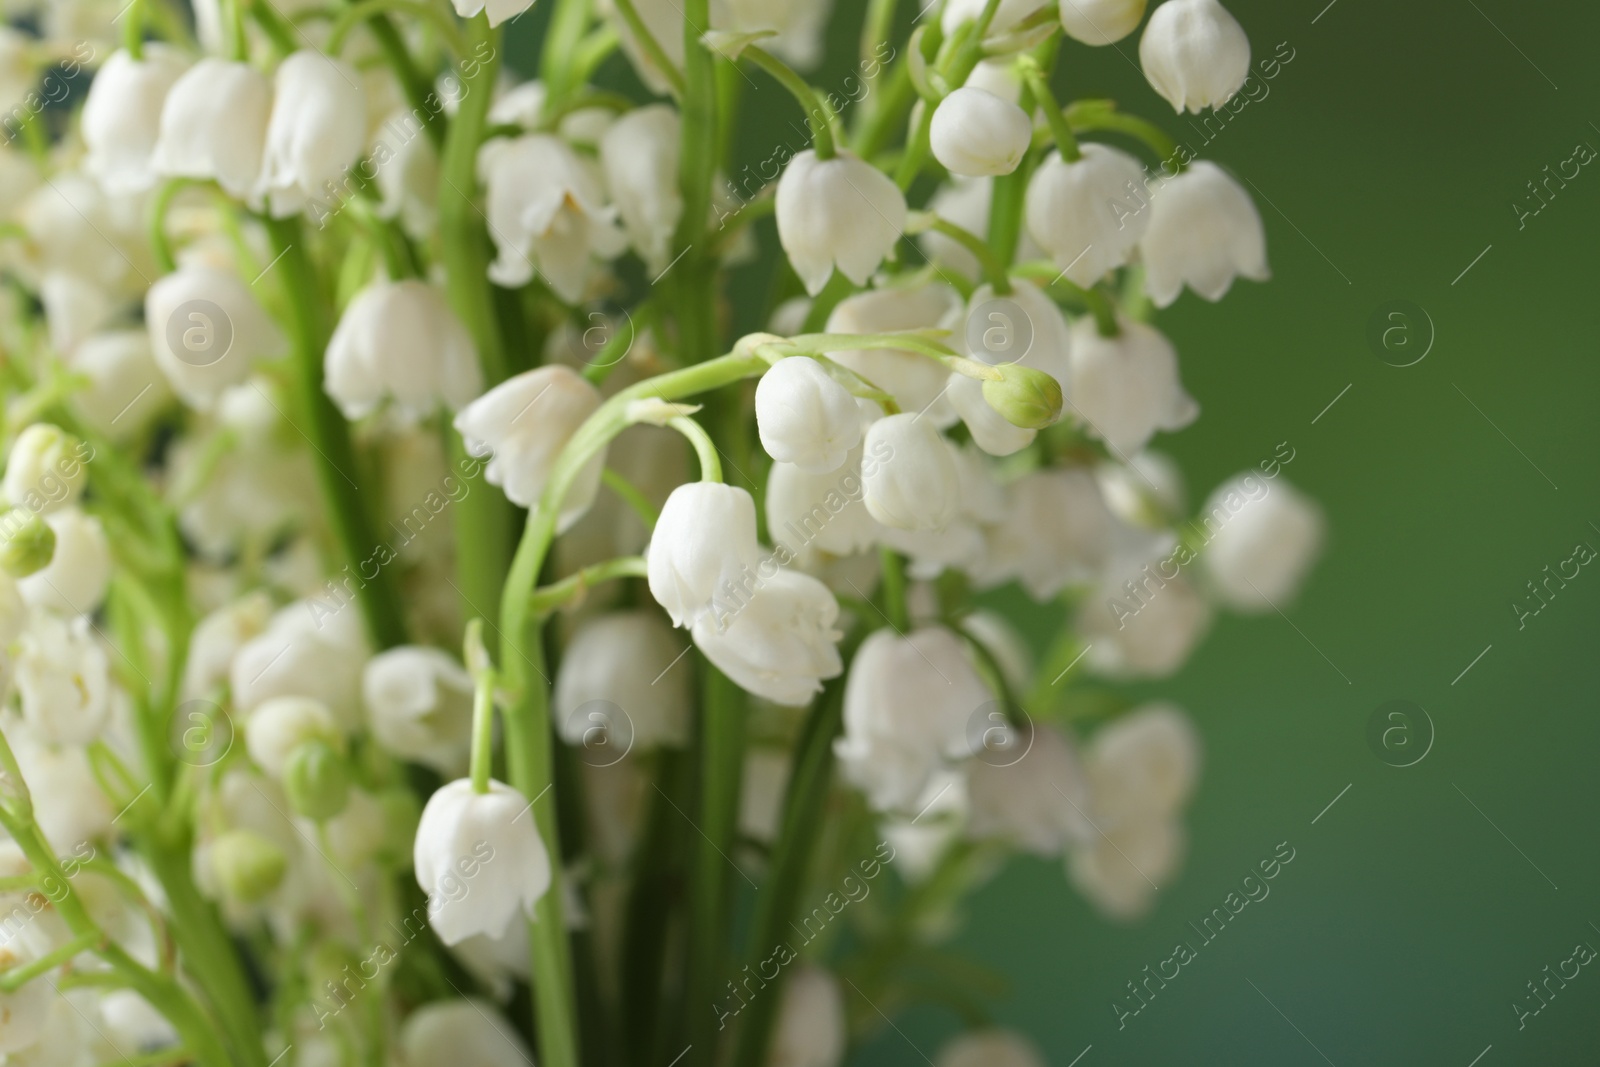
[3,423,88,515]
[1060,0,1147,46]
[1025,143,1151,287]
[776,149,908,295]
[930,87,1033,178]
[283,740,351,822]
[860,414,961,532]
[0,509,54,577]
[755,356,863,474]
[210,828,288,903]
[1139,0,1250,113]
[981,362,1063,429]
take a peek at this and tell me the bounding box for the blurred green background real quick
[513,0,1600,1061]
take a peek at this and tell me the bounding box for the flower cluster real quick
[0,0,1323,1064]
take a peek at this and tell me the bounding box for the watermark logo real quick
[170,699,234,767]
[964,297,1035,367]
[1366,699,1433,767]
[1366,300,1433,367]
[966,701,1035,768]
[166,300,234,368]
[561,699,634,768]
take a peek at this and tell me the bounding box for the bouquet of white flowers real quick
[0,0,1325,1063]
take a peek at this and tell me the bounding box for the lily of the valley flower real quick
[1140,161,1268,306]
[755,356,863,474]
[17,509,110,616]
[451,0,537,29]
[414,779,551,945]
[480,133,626,302]
[599,104,683,273]
[825,283,964,421]
[647,482,763,628]
[689,568,844,706]
[325,279,481,423]
[1139,0,1251,113]
[3,423,88,514]
[776,149,908,295]
[82,46,188,194]
[1025,143,1151,288]
[967,724,1094,855]
[145,265,288,410]
[1198,474,1324,611]
[400,998,536,1067]
[230,599,370,727]
[768,966,847,1067]
[1066,315,1197,455]
[245,696,342,779]
[860,413,961,532]
[1060,0,1148,46]
[930,87,1033,178]
[937,1030,1050,1067]
[151,59,273,200]
[15,610,110,744]
[363,647,476,775]
[453,365,606,528]
[554,611,691,750]
[258,50,367,218]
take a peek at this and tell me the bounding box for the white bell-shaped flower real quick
[776,149,907,296]
[966,724,1094,855]
[1025,143,1151,288]
[453,365,606,528]
[325,279,481,422]
[554,611,691,751]
[689,568,843,706]
[1085,701,1201,822]
[401,998,535,1067]
[363,647,475,775]
[245,696,342,778]
[182,591,273,701]
[15,611,110,744]
[230,598,370,728]
[988,468,1114,599]
[3,423,88,515]
[825,282,964,421]
[414,779,551,945]
[82,46,188,194]
[479,133,626,302]
[647,482,763,628]
[258,50,366,218]
[151,58,273,199]
[1198,474,1323,611]
[1139,0,1251,113]
[1067,315,1197,455]
[930,87,1033,178]
[769,966,846,1067]
[66,330,171,438]
[936,1030,1049,1067]
[145,265,287,410]
[10,727,114,853]
[1068,815,1185,918]
[755,356,863,474]
[371,108,441,238]
[860,413,961,532]
[18,509,110,616]
[764,453,881,560]
[451,0,537,28]
[599,104,682,273]
[1140,160,1268,306]
[1079,565,1211,678]
[38,270,115,357]
[834,627,991,811]
[1060,0,1147,46]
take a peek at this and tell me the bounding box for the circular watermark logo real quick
[165,300,234,368]
[579,308,635,370]
[1366,300,1433,367]
[170,699,234,767]
[562,699,635,768]
[966,700,1035,768]
[1366,699,1434,768]
[964,298,1034,367]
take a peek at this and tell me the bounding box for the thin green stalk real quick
[920,215,1011,293]
[667,416,723,483]
[526,555,648,617]
[263,216,408,650]
[122,0,145,57]
[742,46,835,160]
[325,0,467,58]
[878,547,910,631]
[1020,63,1082,161]
[540,0,598,116]
[610,0,686,97]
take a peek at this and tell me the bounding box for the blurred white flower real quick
[3,423,87,515]
[1067,315,1197,455]
[145,265,287,410]
[1068,814,1185,919]
[363,647,475,775]
[989,468,1114,599]
[414,780,551,945]
[246,696,341,779]
[258,51,367,218]
[555,611,691,751]
[861,414,961,532]
[65,330,172,438]
[1199,474,1323,611]
[15,611,110,744]
[599,104,683,273]
[764,454,881,560]
[769,966,846,1067]
[151,59,273,200]
[1080,565,1211,678]
[325,279,481,422]
[17,509,110,616]
[400,998,535,1067]
[966,724,1094,855]
[82,46,188,194]
[451,0,536,28]
[230,599,370,728]
[936,1029,1049,1067]
[826,283,963,421]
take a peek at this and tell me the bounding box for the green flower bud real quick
[0,510,55,578]
[283,740,350,821]
[2,424,88,514]
[982,364,1063,429]
[211,829,287,902]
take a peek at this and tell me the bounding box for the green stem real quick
[601,467,660,527]
[1021,64,1082,162]
[667,415,723,483]
[526,555,648,618]
[878,547,910,630]
[263,216,408,650]
[742,46,835,160]
[1065,100,1181,170]
[610,0,686,97]
[325,0,466,58]
[148,178,197,275]
[920,215,1011,293]
[469,645,495,795]
[122,0,145,57]
[540,0,598,117]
